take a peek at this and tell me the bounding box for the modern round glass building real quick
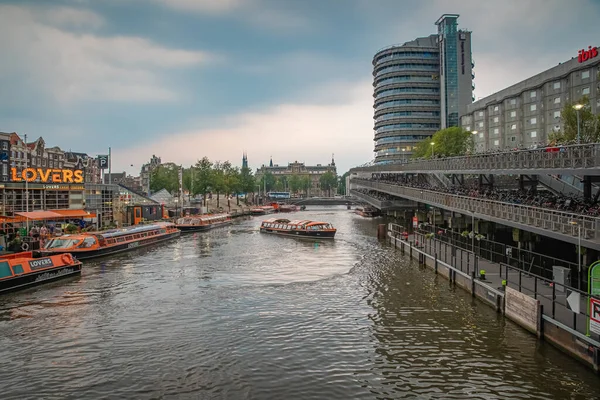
[372,35,441,164]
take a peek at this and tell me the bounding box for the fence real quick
[392,223,600,346]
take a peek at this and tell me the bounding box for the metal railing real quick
[352,179,600,245]
[350,143,600,174]
[401,227,600,345]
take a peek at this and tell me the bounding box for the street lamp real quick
[402,148,406,164]
[570,221,582,289]
[573,104,584,144]
[430,142,435,158]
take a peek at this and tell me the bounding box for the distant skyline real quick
[1,0,599,174]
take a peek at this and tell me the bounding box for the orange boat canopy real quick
[14,209,96,220]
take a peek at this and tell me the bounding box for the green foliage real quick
[549,96,600,144]
[288,174,302,194]
[150,163,180,193]
[239,166,255,194]
[337,171,350,195]
[412,127,474,159]
[258,172,276,192]
[319,171,337,197]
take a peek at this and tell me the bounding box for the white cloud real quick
[113,80,375,175]
[152,0,312,32]
[0,5,211,104]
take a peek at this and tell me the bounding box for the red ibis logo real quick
[578,46,598,63]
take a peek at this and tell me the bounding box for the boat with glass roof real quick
[175,213,232,232]
[259,218,336,239]
[40,222,180,260]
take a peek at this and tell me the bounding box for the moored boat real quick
[0,251,82,294]
[259,218,336,239]
[278,204,299,213]
[251,206,276,215]
[175,213,232,232]
[40,222,180,260]
[355,206,379,217]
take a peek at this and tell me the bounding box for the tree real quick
[239,166,255,197]
[319,171,337,197]
[549,96,600,144]
[337,171,350,195]
[212,161,227,208]
[193,157,213,208]
[274,177,284,191]
[149,163,180,193]
[288,174,302,196]
[258,172,276,193]
[301,175,312,197]
[412,127,474,159]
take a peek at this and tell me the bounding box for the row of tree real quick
[410,96,600,159]
[149,157,341,205]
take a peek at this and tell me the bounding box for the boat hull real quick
[0,263,82,294]
[40,231,181,260]
[177,220,233,233]
[259,228,336,239]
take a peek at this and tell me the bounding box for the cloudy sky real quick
[1,0,598,175]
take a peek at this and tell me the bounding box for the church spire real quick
[331,153,335,166]
[242,151,248,168]
[269,156,273,167]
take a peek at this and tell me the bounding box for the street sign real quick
[567,291,581,314]
[97,155,109,170]
[589,261,600,295]
[412,216,418,228]
[590,298,600,335]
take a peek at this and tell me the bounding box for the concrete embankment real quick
[385,224,600,374]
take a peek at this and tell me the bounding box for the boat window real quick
[117,238,125,243]
[78,237,97,248]
[0,261,12,278]
[45,238,82,249]
[160,229,166,234]
[12,264,24,274]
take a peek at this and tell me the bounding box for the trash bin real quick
[552,266,571,293]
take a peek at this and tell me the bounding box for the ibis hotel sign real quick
[578,46,598,63]
[11,168,84,184]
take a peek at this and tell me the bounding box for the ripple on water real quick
[0,208,599,399]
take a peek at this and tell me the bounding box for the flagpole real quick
[24,133,29,233]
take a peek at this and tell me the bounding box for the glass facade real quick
[372,35,441,164]
[437,15,460,128]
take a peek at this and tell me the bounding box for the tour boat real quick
[175,213,232,232]
[251,206,276,215]
[278,204,299,213]
[259,218,337,239]
[40,222,180,260]
[355,206,379,217]
[0,251,82,294]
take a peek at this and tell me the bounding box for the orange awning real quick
[0,215,25,223]
[49,209,94,218]
[15,211,64,220]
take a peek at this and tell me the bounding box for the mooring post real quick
[434,253,438,274]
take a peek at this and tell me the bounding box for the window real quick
[493,116,499,123]
[2,164,6,175]
[494,106,499,112]
[479,133,483,138]
[1,142,6,150]
[553,82,561,89]
[511,136,516,142]
[478,111,484,117]
[582,70,590,79]
[511,124,517,130]
[530,117,537,124]
[510,111,516,117]
[465,125,471,131]
[583,87,590,95]
[530,104,537,111]
[509,99,516,105]
[478,122,484,128]
[554,125,560,130]
[531,131,537,138]
[0,261,12,278]
[493,128,499,134]
[553,111,560,119]
[494,140,500,146]
[554,97,561,104]
[530,91,537,98]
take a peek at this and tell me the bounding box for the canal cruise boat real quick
[40,222,180,260]
[251,206,276,215]
[259,218,337,239]
[0,251,82,294]
[355,206,379,218]
[175,213,232,233]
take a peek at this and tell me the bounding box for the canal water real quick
[1,206,599,399]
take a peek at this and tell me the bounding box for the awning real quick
[15,211,64,220]
[49,209,94,218]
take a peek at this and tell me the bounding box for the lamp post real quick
[430,142,435,158]
[402,148,406,164]
[573,104,584,144]
[570,221,582,289]
[471,212,475,253]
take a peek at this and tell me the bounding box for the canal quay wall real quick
[386,223,600,373]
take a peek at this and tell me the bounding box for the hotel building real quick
[461,45,600,151]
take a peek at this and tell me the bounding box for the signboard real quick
[505,286,540,334]
[11,168,84,184]
[28,258,55,271]
[412,216,418,228]
[578,46,598,63]
[590,298,600,335]
[589,260,600,296]
[98,155,109,170]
